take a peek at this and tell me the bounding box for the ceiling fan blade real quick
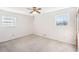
[33,7,36,9]
[37,8,41,10]
[30,11,33,13]
[36,11,40,13]
[33,7,37,11]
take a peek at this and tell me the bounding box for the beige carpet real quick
[0,34,76,52]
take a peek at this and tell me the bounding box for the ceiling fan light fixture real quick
[32,11,38,14]
[27,7,42,14]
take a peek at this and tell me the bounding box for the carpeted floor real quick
[0,34,76,52]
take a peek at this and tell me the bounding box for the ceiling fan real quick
[27,7,42,14]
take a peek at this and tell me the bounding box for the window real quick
[2,16,16,26]
[55,15,68,26]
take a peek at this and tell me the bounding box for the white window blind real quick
[55,15,68,26]
[2,16,16,26]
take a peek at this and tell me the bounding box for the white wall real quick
[0,8,77,44]
[0,10,33,42]
[33,8,77,44]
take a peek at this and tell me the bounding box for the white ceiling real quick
[0,7,68,16]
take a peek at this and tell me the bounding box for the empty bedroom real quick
[0,7,78,52]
